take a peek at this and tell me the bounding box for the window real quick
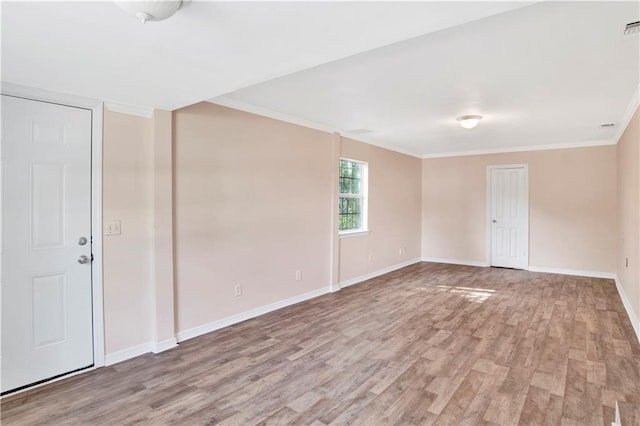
[339,159,368,233]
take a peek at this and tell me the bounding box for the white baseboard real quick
[528,266,615,279]
[420,260,616,280]
[177,259,422,343]
[107,288,331,364]
[105,342,154,366]
[338,258,422,289]
[421,257,490,268]
[105,337,178,366]
[104,261,421,364]
[614,274,640,345]
[176,287,329,343]
[151,337,178,354]
[102,264,639,370]
[612,401,622,426]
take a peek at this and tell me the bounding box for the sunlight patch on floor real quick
[435,285,495,303]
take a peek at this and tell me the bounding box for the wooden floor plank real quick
[2,262,639,425]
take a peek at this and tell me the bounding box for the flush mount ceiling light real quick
[115,1,187,24]
[456,115,483,129]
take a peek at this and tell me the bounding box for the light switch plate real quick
[105,220,121,236]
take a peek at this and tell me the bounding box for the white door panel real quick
[490,166,528,269]
[1,95,93,393]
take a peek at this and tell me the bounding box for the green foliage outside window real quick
[339,160,364,231]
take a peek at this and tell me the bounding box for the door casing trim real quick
[1,82,106,370]
[486,163,530,270]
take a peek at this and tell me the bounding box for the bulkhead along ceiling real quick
[2,1,639,156]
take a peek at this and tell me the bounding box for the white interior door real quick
[1,95,94,393]
[490,166,528,269]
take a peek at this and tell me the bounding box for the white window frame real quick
[338,158,368,236]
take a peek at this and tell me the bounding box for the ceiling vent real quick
[600,123,615,128]
[345,128,373,135]
[623,20,640,37]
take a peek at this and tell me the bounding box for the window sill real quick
[339,230,369,239]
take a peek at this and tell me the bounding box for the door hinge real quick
[91,253,94,262]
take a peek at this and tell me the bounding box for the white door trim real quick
[486,163,529,270]
[1,82,105,369]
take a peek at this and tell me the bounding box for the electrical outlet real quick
[399,248,403,255]
[105,220,121,236]
[234,284,242,297]
[368,252,373,263]
[295,270,302,281]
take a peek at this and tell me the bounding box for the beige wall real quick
[173,103,334,333]
[617,107,640,324]
[422,145,618,272]
[102,101,632,356]
[102,110,154,354]
[102,104,423,354]
[339,138,422,282]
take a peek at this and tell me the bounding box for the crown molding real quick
[210,96,335,133]
[1,81,101,109]
[612,84,640,145]
[421,139,616,159]
[104,101,154,118]
[208,96,423,159]
[340,133,423,159]
[210,88,638,161]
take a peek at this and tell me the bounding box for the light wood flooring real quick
[2,262,639,425]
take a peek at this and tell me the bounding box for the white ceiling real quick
[2,1,638,157]
[214,1,640,157]
[1,1,532,111]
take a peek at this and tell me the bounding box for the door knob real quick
[78,255,90,264]
[78,236,88,246]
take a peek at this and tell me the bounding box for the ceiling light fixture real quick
[456,115,483,129]
[115,1,187,24]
